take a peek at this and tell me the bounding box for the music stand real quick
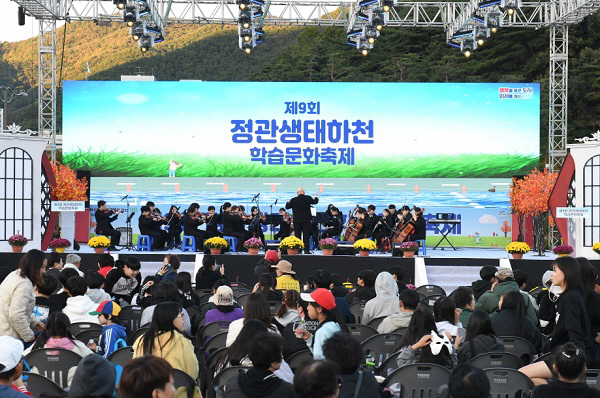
[122,196,137,251]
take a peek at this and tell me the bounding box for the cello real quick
[392,207,425,243]
[343,207,364,242]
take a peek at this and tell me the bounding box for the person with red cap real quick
[254,250,279,279]
[297,288,349,360]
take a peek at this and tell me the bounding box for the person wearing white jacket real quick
[64,254,84,277]
[361,272,400,325]
[62,276,100,324]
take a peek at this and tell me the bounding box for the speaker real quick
[18,7,25,26]
[76,170,91,208]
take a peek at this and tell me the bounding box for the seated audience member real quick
[205,285,244,325]
[303,276,314,292]
[378,288,420,334]
[471,265,497,301]
[156,254,180,284]
[46,252,64,292]
[50,268,80,309]
[195,254,226,290]
[273,290,300,333]
[452,286,475,327]
[446,364,491,398]
[135,275,161,308]
[323,332,383,398]
[0,336,34,397]
[207,279,235,304]
[491,290,543,353]
[227,293,280,347]
[34,274,62,323]
[514,268,539,311]
[141,282,192,335]
[476,268,538,325]
[84,270,111,305]
[395,308,458,370]
[537,270,559,335]
[254,272,284,302]
[434,297,463,338]
[105,256,142,305]
[282,299,314,360]
[457,310,504,363]
[133,302,200,387]
[293,360,340,398]
[175,272,200,307]
[88,300,127,358]
[298,288,349,360]
[62,276,100,324]
[388,266,408,293]
[224,332,295,398]
[64,253,84,277]
[119,356,177,398]
[68,354,117,398]
[577,256,600,369]
[531,342,600,398]
[272,260,300,292]
[97,254,115,278]
[216,320,294,383]
[330,274,348,298]
[362,271,400,325]
[345,270,377,304]
[312,270,354,324]
[254,250,279,279]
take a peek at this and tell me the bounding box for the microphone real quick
[121,195,129,201]
[274,199,278,205]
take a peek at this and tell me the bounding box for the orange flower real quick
[50,161,88,201]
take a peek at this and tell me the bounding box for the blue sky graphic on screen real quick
[63,81,540,178]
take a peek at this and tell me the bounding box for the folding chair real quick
[75,328,103,345]
[21,372,65,398]
[197,320,232,346]
[119,305,144,336]
[173,368,198,398]
[24,348,83,389]
[484,368,534,398]
[213,366,248,397]
[349,301,367,324]
[499,336,537,364]
[415,285,446,297]
[128,326,150,346]
[366,316,387,330]
[383,363,451,396]
[586,369,600,391]
[286,349,314,373]
[361,333,403,368]
[468,352,525,370]
[347,323,378,343]
[70,322,103,336]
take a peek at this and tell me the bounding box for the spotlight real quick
[368,37,375,44]
[375,23,383,31]
[381,0,393,12]
[113,0,126,10]
[491,27,498,33]
[237,0,249,10]
[124,6,135,27]
[130,21,143,40]
[239,11,251,28]
[138,35,153,52]
[362,49,369,56]
[500,0,520,16]
[241,41,253,54]
[461,38,476,57]
[475,28,489,46]
[373,11,385,30]
[485,10,503,32]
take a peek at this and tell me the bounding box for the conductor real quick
[286,187,319,254]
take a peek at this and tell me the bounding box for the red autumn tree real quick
[500,221,511,237]
[50,162,88,201]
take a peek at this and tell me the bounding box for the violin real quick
[104,208,123,215]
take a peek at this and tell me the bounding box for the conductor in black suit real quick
[286,187,319,254]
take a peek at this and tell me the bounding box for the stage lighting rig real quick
[138,35,153,52]
[372,9,386,30]
[239,11,251,28]
[365,25,379,44]
[130,20,144,40]
[500,0,521,15]
[461,37,476,57]
[485,10,503,32]
[381,0,393,12]
[237,0,250,10]
[124,6,135,27]
[113,0,126,10]
[474,27,489,45]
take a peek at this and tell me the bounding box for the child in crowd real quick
[62,276,99,324]
[24,312,93,358]
[50,268,80,309]
[97,254,116,278]
[88,300,127,358]
[84,270,112,305]
[471,265,497,300]
[33,274,62,323]
[105,257,142,305]
[0,336,33,398]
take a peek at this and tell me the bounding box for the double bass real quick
[392,207,425,243]
[343,207,363,242]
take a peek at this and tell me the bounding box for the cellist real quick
[407,206,427,242]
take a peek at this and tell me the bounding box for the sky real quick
[0,2,37,42]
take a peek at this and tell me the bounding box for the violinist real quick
[181,206,206,252]
[139,205,167,251]
[321,206,342,239]
[274,208,292,240]
[166,205,183,249]
[407,206,427,242]
[95,200,121,251]
[147,201,164,219]
[222,202,249,252]
[205,206,222,239]
[359,204,379,239]
[286,187,319,254]
[249,206,267,245]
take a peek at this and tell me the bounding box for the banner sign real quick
[556,207,591,218]
[51,201,85,212]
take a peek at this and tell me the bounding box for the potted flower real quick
[398,241,419,258]
[204,237,228,255]
[8,234,28,253]
[319,238,338,256]
[244,237,263,255]
[279,236,305,255]
[594,242,600,255]
[353,238,377,256]
[505,242,530,259]
[49,238,71,253]
[553,245,573,257]
[88,236,111,254]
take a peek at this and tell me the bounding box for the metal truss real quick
[549,23,568,173]
[38,18,57,160]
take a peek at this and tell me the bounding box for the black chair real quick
[213,366,248,396]
[348,324,378,343]
[468,352,525,370]
[22,372,65,398]
[75,328,103,345]
[361,333,403,367]
[383,363,451,396]
[203,347,229,398]
[586,369,600,391]
[233,289,251,299]
[201,331,228,357]
[420,294,446,307]
[528,286,545,300]
[231,282,250,290]
[119,305,144,335]
[484,368,534,398]
[70,322,103,336]
[173,369,198,398]
[24,348,83,389]
[199,302,214,315]
[499,336,537,364]
[375,351,401,377]
[391,327,407,335]
[366,316,387,330]
[267,301,280,315]
[108,346,135,367]
[185,305,203,335]
[287,349,314,373]
[195,288,213,295]
[236,294,251,309]
[128,326,150,346]
[198,293,212,305]
[415,285,446,297]
[349,301,366,324]
[197,321,232,346]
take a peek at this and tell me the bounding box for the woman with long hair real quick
[457,310,504,363]
[195,255,226,290]
[434,297,463,337]
[577,257,600,368]
[521,257,592,385]
[226,293,280,347]
[395,307,457,370]
[254,273,283,302]
[166,205,183,250]
[25,312,93,357]
[175,271,200,307]
[133,302,199,387]
[281,298,312,360]
[0,249,47,343]
[140,281,192,335]
[491,290,543,353]
[273,290,300,333]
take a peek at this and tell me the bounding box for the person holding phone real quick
[156,254,180,284]
[195,255,226,290]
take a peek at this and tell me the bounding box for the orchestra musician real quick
[360,204,379,239]
[407,206,427,242]
[249,206,267,245]
[204,206,222,239]
[94,200,121,251]
[222,202,250,252]
[354,207,371,240]
[321,206,342,239]
[285,187,319,254]
[274,208,292,240]
[399,205,412,226]
[182,206,206,252]
[138,205,168,251]
[146,201,162,217]
[373,208,394,247]
[166,205,183,249]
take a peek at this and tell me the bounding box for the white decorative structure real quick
[0,129,48,251]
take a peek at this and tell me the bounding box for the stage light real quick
[373,11,385,30]
[381,0,393,12]
[124,6,135,27]
[139,35,153,52]
[130,21,143,40]
[237,0,249,10]
[368,37,375,44]
[375,23,383,30]
[461,38,476,57]
[113,0,126,10]
[362,49,369,56]
[491,27,498,33]
[500,0,520,16]
[241,41,253,54]
[475,28,489,46]
[485,10,503,33]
